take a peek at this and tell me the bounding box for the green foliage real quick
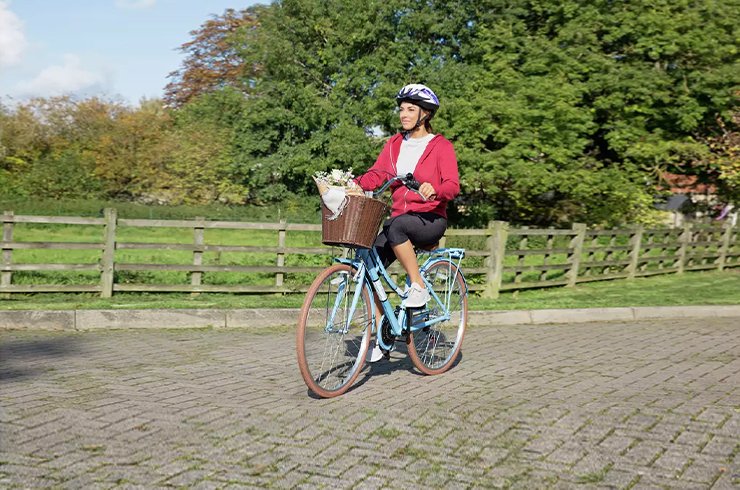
[0,0,737,225]
[229,0,397,202]
[443,0,738,225]
[14,150,102,199]
[223,0,737,225]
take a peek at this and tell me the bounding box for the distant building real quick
[656,173,735,226]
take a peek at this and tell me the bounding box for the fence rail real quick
[1,209,737,298]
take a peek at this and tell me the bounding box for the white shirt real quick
[396,133,434,177]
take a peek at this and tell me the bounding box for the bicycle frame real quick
[297,174,469,396]
[334,246,466,351]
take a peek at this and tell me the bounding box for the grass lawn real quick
[1,269,737,311]
[474,269,740,310]
[1,198,737,311]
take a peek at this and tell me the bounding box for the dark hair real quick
[421,108,433,132]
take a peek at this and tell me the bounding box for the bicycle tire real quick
[296,263,372,398]
[407,259,467,375]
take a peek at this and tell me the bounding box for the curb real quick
[0,305,738,331]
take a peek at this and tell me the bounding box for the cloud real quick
[0,1,27,66]
[115,0,156,9]
[19,54,109,97]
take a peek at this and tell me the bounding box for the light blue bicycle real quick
[296,175,468,398]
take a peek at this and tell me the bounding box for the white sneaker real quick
[367,340,385,362]
[367,315,386,363]
[403,282,430,308]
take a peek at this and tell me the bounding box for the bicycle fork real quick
[325,263,366,335]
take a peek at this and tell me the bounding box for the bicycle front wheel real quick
[407,259,467,375]
[296,264,372,398]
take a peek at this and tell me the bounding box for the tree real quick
[86,99,170,199]
[700,106,740,203]
[225,0,393,202]
[157,90,248,204]
[0,96,121,199]
[160,0,732,223]
[3,0,736,224]
[164,8,259,107]
[443,0,739,225]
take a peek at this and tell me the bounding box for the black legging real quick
[373,212,447,268]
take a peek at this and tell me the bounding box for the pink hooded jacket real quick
[355,133,460,218]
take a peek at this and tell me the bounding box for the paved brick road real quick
[1,317,738,489]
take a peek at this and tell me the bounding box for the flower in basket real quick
[313,168,362,192]
[313,168,363,220]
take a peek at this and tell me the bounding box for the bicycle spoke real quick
[297,264,371,397]
[407,260,467,375]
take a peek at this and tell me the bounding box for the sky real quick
[0,0,261,106]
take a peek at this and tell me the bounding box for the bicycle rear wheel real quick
[296,264,372,398]
[407,259,467,375]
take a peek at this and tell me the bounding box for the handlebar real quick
[373,173,422,199]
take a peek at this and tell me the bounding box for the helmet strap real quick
[402,112,427,138]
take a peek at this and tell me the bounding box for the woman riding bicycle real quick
[354,84,460,358]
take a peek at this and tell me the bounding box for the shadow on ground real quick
[0,335,83,383]
[304,342,464,398]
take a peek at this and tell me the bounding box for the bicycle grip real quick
[404,173,421,190]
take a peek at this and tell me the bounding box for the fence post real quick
[276,219,287,287]
[627,225,644,279]
[567,223,587,287]
[677,222,692,274]
[100,208,117,298]
[717,221,734,271]
[484,220,508,299]
[191,217,205,292]
[1,211,13,298]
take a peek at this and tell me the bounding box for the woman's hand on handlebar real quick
[418,182,436,201]
[401,174,436,201]
[400,173,435,201]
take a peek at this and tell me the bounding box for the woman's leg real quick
[391,240,424,287]
[392,238,429,307]
[386,213,447,291]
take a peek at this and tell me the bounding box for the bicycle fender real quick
[420,257,469,295]
[333,257,361,267]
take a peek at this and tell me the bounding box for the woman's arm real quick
[354,138,396,191]
[434,139,460,201]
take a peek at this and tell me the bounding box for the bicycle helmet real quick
[396,83,440,116]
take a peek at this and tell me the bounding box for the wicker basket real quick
[321,194,389,248]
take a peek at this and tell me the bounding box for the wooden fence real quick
[1,209,737,298]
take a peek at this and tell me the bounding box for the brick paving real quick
[1,317,738,489]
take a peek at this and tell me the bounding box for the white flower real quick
[313,168,355,186]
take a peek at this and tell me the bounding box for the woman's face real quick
[399,102,427,131]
